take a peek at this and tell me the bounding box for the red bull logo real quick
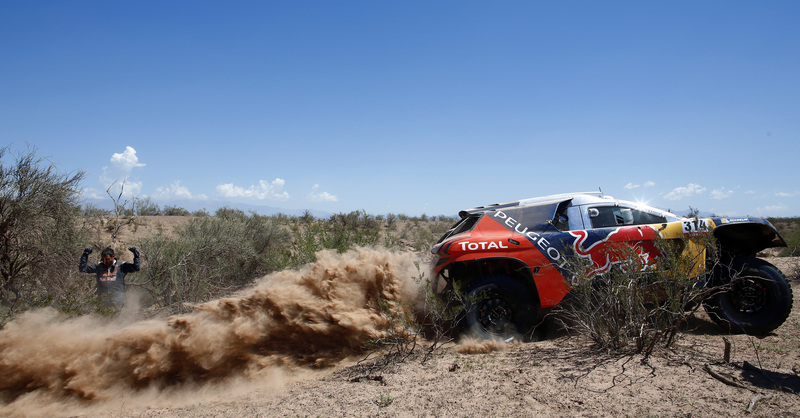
[568,226,660,282]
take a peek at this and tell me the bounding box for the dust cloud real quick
[0,248,425,415]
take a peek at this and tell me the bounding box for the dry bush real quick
[552,234,716,356]
[0,147,89,325]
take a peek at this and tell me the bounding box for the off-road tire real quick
[704,257,793,335]
[461,275,539,342]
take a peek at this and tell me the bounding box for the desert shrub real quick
[362,297,421,369]
[288,221,324,267]
[0,147,89,325]
[323,210,382,251]
[271,212,292,224]
[133,196,161,216]
[553,234,716,355]
[298,210,315,223]
[215,206,246,218]
[162,205,191,216]
[81,204,111,217]
[768,217,800,256]
[357,262,463,374]
[286,211,384,267]
[134,213,290,313]
[394,218,455,251]
[385,213,397,230]
[411,262,467,357]
[409,226,436,251]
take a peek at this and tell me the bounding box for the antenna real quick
[598,187,603,197]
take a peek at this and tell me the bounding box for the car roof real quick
[461,192,606,215]
[460,192,683,221]
[517,192,612,207]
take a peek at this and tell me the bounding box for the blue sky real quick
[2,1,799,217]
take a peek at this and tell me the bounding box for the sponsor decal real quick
[457,240,509,251]
[720,218,749,224]
[492,210,565,264]
[569,229,621,277]
[568,226,657,284]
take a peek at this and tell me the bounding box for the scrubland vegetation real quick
[2,146,799,350]
[769,217,800,257]
[0,147,457,325]
[4,149,800,417]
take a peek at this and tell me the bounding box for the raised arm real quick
[79,248,97,273]
[123,246,141,272]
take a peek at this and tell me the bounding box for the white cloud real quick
[776,191,800,197]
[710,187,734,200]
[110,146,146,171]
[624,181,655,190]
[216,178,290,201]
[307,184,338,203]
[80,187,105,200]
[753,203,789,216]
[120,180,143,196]
[664,183,706,201]
[100,146,145,196]
[153,181,207,200]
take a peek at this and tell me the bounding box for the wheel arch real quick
[713,221,787,256]
[441,257,541,304]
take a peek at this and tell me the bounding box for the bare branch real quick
[105,178,132,249]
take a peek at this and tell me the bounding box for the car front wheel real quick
[461,276,539,342]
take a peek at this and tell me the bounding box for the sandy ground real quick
[0,256,795,417]
[107,272,800,417]
[113,259,800,417]
[1,216,798,417]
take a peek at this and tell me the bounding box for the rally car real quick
[430,192,793,341]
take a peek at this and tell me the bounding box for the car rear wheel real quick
[461,276,539,342]
[703,257,793,335]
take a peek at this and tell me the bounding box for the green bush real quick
[81,204,111,217]
[286,210,384,267]
[323,210,382,251]
[133,196,161,216]
[768,217,800,256]
[0,147,88,325]
[135,213,291,313]
[162,205,191,216]
[191,208,210,217]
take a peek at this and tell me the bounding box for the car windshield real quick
[587,202,682,229]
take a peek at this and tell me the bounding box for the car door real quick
[570,204,665,276]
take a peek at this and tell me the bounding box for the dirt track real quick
[1,251,798,417]
[107,262,800,417]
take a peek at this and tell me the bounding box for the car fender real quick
[709,217,787,255]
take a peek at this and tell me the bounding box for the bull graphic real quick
[568,226,661,278]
